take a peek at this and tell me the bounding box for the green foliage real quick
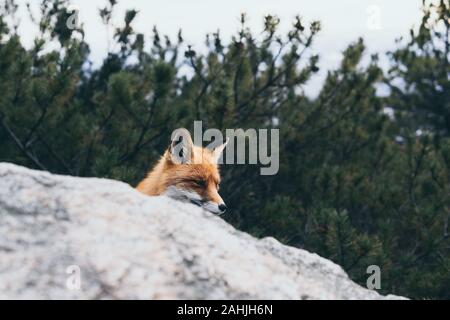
[387,0,450,138]
[0,0,449,299]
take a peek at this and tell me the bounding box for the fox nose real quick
[218,203,227,213]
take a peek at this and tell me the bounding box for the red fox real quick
[136,128,229,215]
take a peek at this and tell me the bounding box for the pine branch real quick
[0,113,47,171]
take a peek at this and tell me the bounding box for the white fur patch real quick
[202,201,223,215]
[163,186,224,215]
[163,186,202,202]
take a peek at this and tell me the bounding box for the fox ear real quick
[168,128,193,164]
[212,137,229,164]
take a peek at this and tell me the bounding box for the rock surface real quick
[0,163,406,299]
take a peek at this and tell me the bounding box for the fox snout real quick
[200,198,227,215]
[202,186,227,215]
[167,186,227,215]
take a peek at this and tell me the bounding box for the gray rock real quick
[0,163,406,299]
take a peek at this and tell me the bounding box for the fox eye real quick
[196,180,206,187]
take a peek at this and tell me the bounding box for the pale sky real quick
[15,0,424,96]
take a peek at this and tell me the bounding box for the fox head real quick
[148,128,228,215]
